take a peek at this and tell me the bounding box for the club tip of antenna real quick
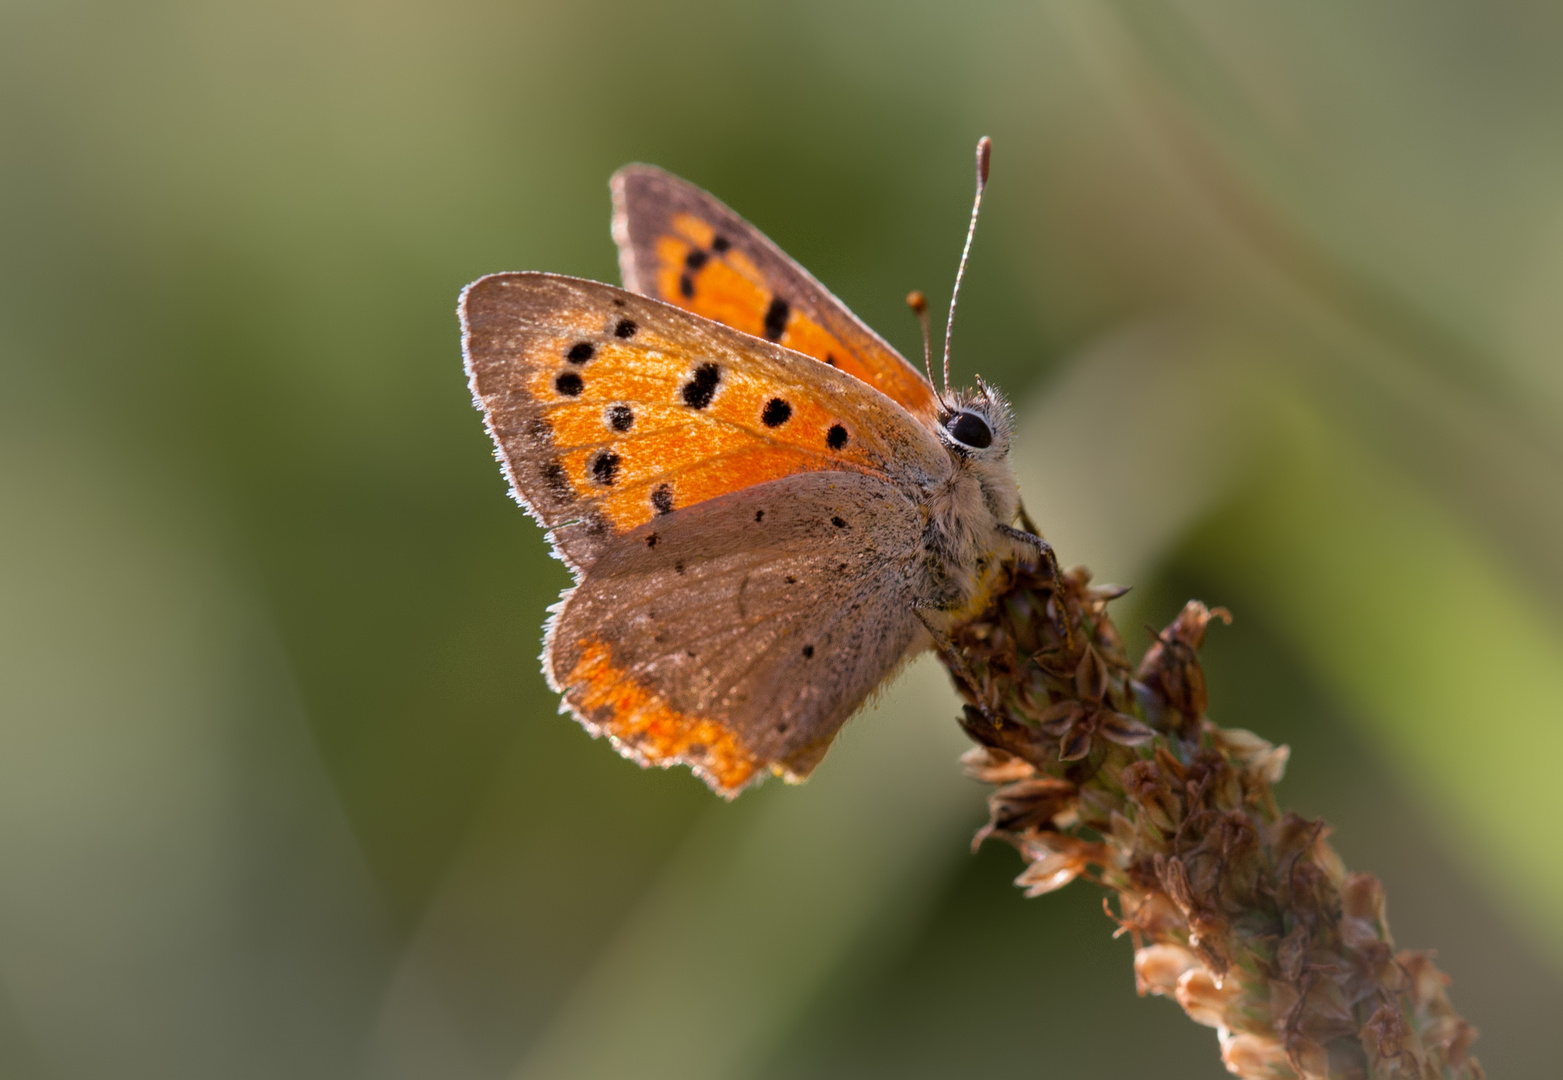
[905,289,928,316]
[942,137,992,396]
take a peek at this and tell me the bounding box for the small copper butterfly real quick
[461,138,1048,796]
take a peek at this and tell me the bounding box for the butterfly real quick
[461,138,1048,796]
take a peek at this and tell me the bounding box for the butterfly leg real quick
[1016,499,1042,536]
[914,606,1001,722]
[998,523,1061,581]
[995,523,1077,651]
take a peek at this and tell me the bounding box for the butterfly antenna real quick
[905,289,938,394]
[942,135,990,400]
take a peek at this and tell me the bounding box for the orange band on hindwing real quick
[564,638,759,793]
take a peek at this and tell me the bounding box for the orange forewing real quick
[522,317,894,535]
[613,166,942,421]
[461,273,943,551]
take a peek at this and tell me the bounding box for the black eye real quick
[947,411,993,449]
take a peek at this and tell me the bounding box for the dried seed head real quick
[1219,1032,1291,1080]
[1425,1015,1479,1065]
[1100,710,1155,746]
[1212,726,1290,783]
[1175,967,1237,1028]
[1107,809,1137,847]
[1037,699,1082,736]
[1288,1038,1332,1080]
[942,555,1478,1079]
[1253,743,1290,784]
[987,776,1077,833]
[1361,1004,1414,1075]
[1015,855,1082,897]
[960,746,1034,784]
[1276,923,1311,982]
[1123,759,1161,802]
[1134,944,1199,996]
[1155,854,1194,915]
[1075,646,1110,702]
[1014,833,1105,896]
[1212,726,1268,756]
[1340,872,1390,952]
[1136,602,1229,733]
[1400,951,1451,1012]
[1059,726,1094,761]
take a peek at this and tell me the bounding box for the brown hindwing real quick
[547,471,927,795]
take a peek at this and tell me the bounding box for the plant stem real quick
[943,558,1481,1080]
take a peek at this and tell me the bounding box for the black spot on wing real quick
[826,423,849,450]
[684,249,708,271]
[763,296,790,341]
[680,363,721,409]
[590,451,620,486]
[651,484,674,515]
[711,235,731,253]
[523,417,550,443]
[541,461,571,499]
[831,516,847,528]
[678,274,695,298]
[607,404,634,432]
[613,318,637,338]
[801,645,814,658]
[646,533,659,548]
[567,342,595,363]
[825,353,838,367]
[754,509,764,522]
[555,372,584,397]
[761,398,792,427]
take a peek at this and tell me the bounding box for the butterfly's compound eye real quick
[946,411,993,449]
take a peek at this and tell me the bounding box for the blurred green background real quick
[3,1,1562,1077]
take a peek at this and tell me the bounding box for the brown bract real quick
[942,559,1481,1080]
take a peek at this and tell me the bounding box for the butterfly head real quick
[937,382,1011,458]
[931,382,1006,453]
[936,379,1019,525]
